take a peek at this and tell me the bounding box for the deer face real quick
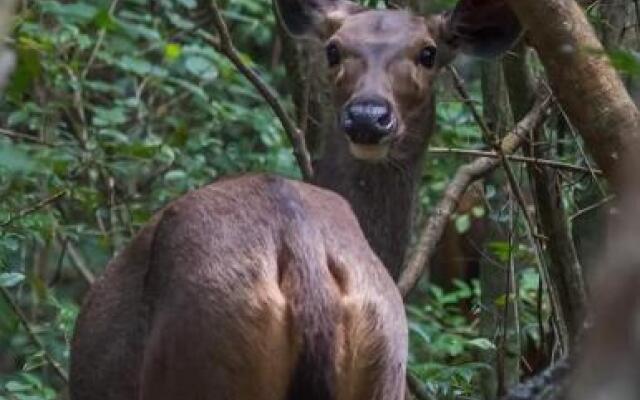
[276,0,521,161]
[324,10,439,160]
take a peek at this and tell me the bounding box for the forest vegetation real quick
[1,0,640,399]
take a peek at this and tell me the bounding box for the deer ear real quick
[436,0,521,60]
[274,0,365,39]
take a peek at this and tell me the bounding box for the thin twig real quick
[48,238,68,287]
[0,128,53,146]
[82,0,120,79]
[569,194,616,221]
[542,80,606,197]
[0,285,69,382]
[428,147,602,175]
[1,191,67,228]
[56,234,95,286]
[448,66,501,148]
[205,1,313,181]
[398,94,552,297]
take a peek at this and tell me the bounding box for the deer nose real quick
[341,99,397,145]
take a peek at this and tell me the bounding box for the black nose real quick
[341,99,397,145]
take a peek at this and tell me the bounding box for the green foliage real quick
[408,281,485,399]
[1,0,295,396]
[407,265,549,399]
[0,1,616,399]
[608,49,640,76]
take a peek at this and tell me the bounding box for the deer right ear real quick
[274,0,365,39]
[433,0,521,64]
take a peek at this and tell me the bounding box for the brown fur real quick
[277,0,520,278]
[311,10,441,279]
[70,174,407,400]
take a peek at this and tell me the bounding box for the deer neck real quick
[313,96,436,280]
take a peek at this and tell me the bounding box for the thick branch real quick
[207,1,313,181]
[505,0,640,190]
[398,94,552,297]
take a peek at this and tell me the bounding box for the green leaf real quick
[164,43,182,61]
[94,9,117,30]
[5,381,31,392]
[0,146,36,172]
[609,49,640,76]
[164,169,187,182]
[488,241,511,263]
[176,0,198,8]
[184,56,218,81]
[120,57,151,74]
[92,107,127,127]
[40,1,99,23]
[0,273,26,288]
[454,214,471,234]
[471,206,485,218]
[466,338,496,351]
[23,351,47,372]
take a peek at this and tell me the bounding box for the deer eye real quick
[326,43,341,67]
[417,46,437,69]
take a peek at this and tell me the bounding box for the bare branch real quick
[1,191,67,228]
[82,0,120,79]
[398,94,552,297]
[0,128,54,146]
[427,147,602,175]
[56,233,96,286]
[206,1,314,181]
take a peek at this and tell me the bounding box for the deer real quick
[276,0,521,281]
[70,1,522,399]
[70,174,408,400]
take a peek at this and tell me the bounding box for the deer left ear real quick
[274,0,365,40]
[434,0,521,62]
[273,0,366,40]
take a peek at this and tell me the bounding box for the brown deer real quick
[70,174,407,400]
[276,0,521,280]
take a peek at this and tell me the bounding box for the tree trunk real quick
[571,0,633,277]
[505,0,640,189]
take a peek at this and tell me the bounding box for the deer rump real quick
[69,174,407,400]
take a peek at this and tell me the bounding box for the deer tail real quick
[279,223,339,400]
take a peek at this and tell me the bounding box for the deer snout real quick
[341,98,397,145]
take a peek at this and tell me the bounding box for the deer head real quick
[275,0,521,161]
